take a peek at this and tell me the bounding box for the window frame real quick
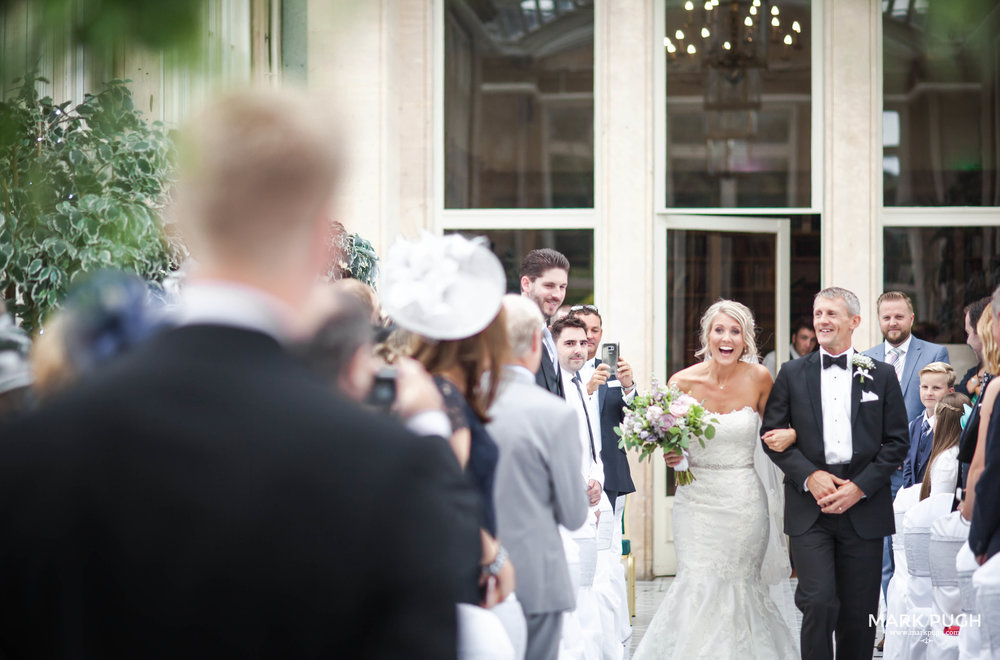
[432,0,603,302]
[653,0,824,217]
[875,2,1000,307]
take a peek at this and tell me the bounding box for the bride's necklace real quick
[711,366,737,390]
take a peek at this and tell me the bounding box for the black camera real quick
[366,366,397,411]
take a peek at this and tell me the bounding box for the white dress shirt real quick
[561,368,605,490]
[177,280,299,341]
[820,346,855,465]
[884,334,913,381]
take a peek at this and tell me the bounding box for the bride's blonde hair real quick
[695,299,759,363]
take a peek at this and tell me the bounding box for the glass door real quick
[652,215,790,575]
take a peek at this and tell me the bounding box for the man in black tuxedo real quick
[970,287,1000,565]
[762,287,909,660]
[519,248,570,396]
[0,89,480,659]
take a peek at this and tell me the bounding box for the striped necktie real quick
[887,346,903,381]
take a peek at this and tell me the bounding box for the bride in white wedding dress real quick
[632,300,800,659]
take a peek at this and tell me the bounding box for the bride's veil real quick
[744,352,799,621]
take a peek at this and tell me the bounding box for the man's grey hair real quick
[815,287,861,317]
[502,294,543,359]
[993,284,1000,322]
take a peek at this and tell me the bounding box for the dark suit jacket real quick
[0,325,480,659]
[902,415,933,487]
[535,343,562,396]
[970,393,1000,559]
[595,359,635,501]
[761,350,910,539]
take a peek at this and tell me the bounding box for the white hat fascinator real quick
[380,233,506,341]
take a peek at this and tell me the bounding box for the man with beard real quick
[863,290,949,623]
[519,249,570,396]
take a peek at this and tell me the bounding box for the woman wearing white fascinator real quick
[381,233,526,660]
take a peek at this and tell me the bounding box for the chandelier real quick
[665,0,803,174]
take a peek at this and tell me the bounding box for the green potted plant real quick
[0,76,179,331]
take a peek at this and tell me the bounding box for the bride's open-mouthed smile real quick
[708,313,744,363]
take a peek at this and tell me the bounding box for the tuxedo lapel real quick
[805,352,824,433]
[538,343,562,396]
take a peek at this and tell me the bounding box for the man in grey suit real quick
[863,290,950,615]
[488,294,589,660]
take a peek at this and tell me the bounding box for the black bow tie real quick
[823,354,848,370]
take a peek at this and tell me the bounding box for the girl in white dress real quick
[632,300,799,659]
[920,391,971,500]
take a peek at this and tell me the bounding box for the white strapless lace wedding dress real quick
[632,407,799,659]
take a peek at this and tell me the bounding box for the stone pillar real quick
[823,0,881,345]
[600,0,657,579]
[307,0,402,254]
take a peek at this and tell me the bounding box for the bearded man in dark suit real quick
[763,287,909,660]
[0,89,480,659]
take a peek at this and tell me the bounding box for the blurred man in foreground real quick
[0,89,479,658]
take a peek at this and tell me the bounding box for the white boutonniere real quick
[852,354,875,385]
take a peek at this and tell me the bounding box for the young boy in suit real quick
[902,361,956,487]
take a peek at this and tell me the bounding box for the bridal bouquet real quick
[615,379,717,485]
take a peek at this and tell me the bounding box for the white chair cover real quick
[457,603,516,660]
[926,511,969,659]
[492,594,527,660]
[559,524,602,660]
[956,541,988,660]
[884,484,922,660]
[973,552,1000,659]
[895,493,953,659]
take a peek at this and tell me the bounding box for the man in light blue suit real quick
[864,290,950,619]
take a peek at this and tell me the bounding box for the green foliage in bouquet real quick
[615,380,717,484]
[0,76,178,331]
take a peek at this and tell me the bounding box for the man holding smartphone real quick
[567,305,637,655]
[567,305,636,510]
